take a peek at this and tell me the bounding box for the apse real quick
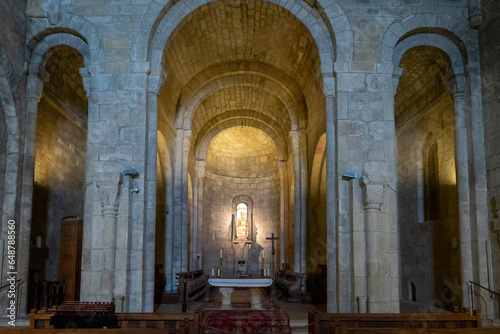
[203,126,280,277]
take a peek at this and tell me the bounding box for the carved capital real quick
[467,0,482,29]
[393,67,403,94]
[442,72,466,99]
[96,172,123,215]
[323,75,336,98]
[359,175,386,211]
[79,68,91,98]
[27,75,45,101]
[289,130,301,151]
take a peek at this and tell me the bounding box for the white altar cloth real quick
[208,277,272,287]
[208,277,273,309]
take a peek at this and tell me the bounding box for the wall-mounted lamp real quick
[123,168,139,178]
[342,172,358,181]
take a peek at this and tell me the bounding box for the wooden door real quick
[58,217,83,301]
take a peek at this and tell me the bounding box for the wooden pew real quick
[308,307,482,334]
[340,329,498,334]
[30,312,197,334]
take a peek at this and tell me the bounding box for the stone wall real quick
[31,88,87,281]
[203,172,280,277]
[480,0,500,293]
[397,93,460,308]
[0,0,26,223]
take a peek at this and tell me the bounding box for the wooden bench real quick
[275,270,304,302]
[308,307,482,334]
[339,328,498,334]
[30,312,197,333]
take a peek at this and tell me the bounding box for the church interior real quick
[2,0,500,331]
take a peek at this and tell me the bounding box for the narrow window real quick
[410,282,416,302]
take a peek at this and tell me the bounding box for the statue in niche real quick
[237,211,248,240]
[236,203,249,241]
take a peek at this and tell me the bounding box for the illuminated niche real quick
[232,195,253,243]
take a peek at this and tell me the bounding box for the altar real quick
[208,277,273,310]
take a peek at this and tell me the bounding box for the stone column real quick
[290,130,305,273]
[278,160,287,268]
[299,129,308,274]
[173,129,191,273]
[324,76,338,313]
[351,180,367,313]
[464,64,491,315]
[452,89,473,309]
[443,72,473,309]
[144,76,159,312]
[96,172,123,302]
[19,74,44,314]
[193,159,206,270]
[360,175,385,313]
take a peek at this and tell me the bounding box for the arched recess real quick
[394,43,461,311]
[144,0,343,312]
[22,31,90,309]
[385,16,488,314]
[202,126,281,277]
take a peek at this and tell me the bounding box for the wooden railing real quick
[30,281,65,312]
[176,270,209,302]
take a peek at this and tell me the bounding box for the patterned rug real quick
[199,307,291,333]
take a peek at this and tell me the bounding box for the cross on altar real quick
[266,233,279,278]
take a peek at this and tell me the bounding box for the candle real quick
[218,268,220,277]
[212,268,214,276]
[220,249,222,258]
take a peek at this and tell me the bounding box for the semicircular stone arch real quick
[382,13,478,67]
[185,79,300,135]
[193,109,288,153]
[142,0,347,78]
[393,34,465,77]
[175,62,306,130]
[29,33,90,73]
[196,117,287,161]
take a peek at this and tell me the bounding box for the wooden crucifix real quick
[266,233,279,278]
